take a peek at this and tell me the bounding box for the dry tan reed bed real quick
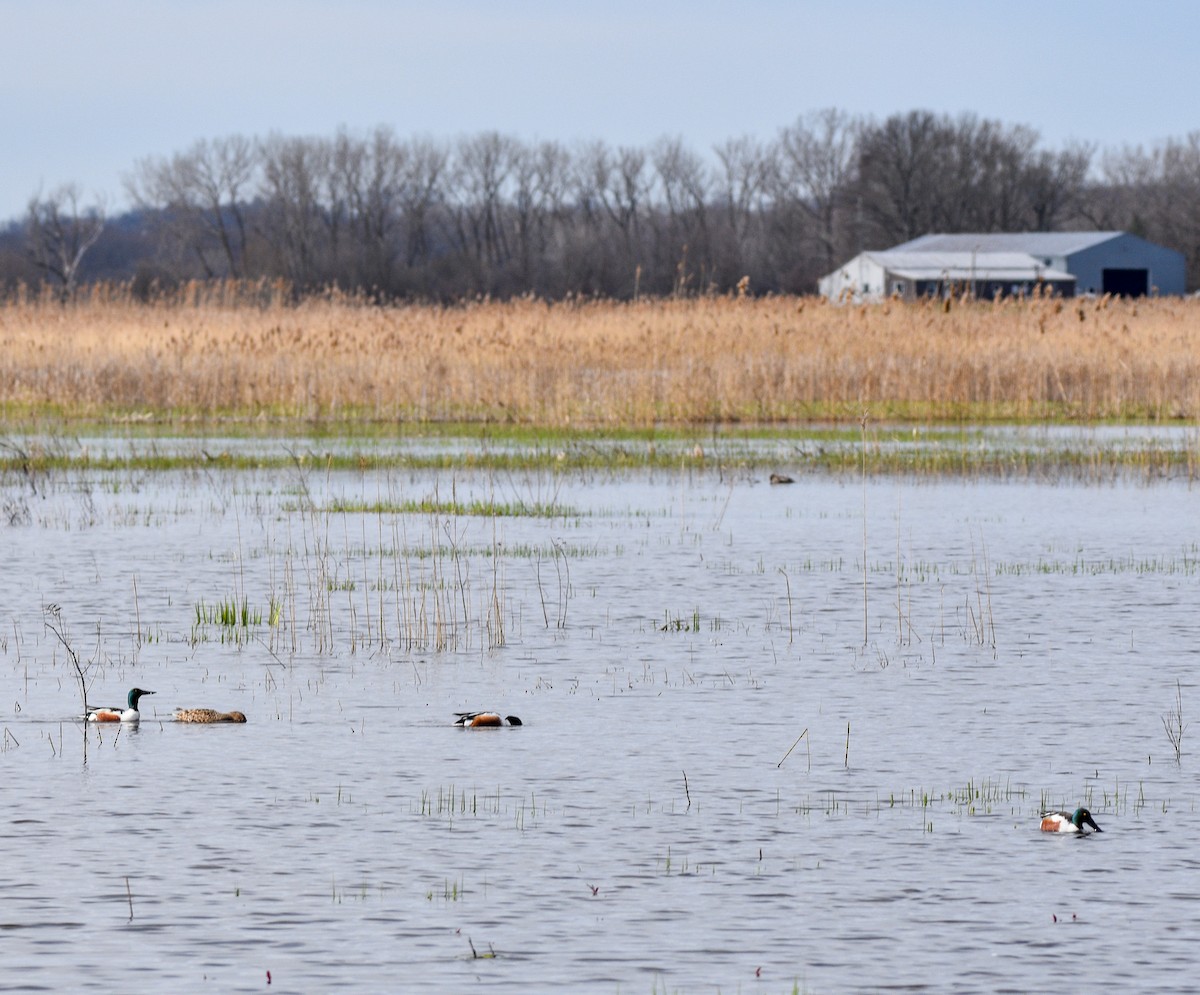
[2,288,1200,425]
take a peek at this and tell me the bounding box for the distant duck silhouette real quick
[86,688,154,723]
[769,473,795,484]
[174,708,248,724]
[454,711,522,727]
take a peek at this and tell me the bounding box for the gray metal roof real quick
[866,250,1074,283]
[891,232,1124,256]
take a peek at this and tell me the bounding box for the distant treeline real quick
[4,109,1200,300]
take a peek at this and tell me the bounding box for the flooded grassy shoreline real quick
[1,418,1197,480]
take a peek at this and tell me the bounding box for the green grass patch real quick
[195,595,261,628]
[192,595,276,645]
[1,419,1197,480]
[323,497,577,518]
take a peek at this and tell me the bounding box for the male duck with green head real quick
[86,688,154,724]
[1040,807,1102,834]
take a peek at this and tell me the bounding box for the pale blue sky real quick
[4,0,1199,222]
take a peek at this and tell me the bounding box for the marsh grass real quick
[4,287,1200,427]
[788,776,1152,825]
[659,608,701,632]
[192,595,265,645]
[261,462,518,655]
[417,785,545,832]
[195,595,262,628]
[2,427,1198,480]
[324,496,574,518]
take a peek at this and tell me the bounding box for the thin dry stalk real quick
[779,567,794,645]
[1164,678,1186,760]
[861,413,868,647]
[43,604,89,715]
[777,727,810,771]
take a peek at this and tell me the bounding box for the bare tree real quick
[258,133,330,287]
[936,116,1038,231]
[651,136,712,293]
[322,126,407,289]
[573,142,650,294]
[8,110,1181,300]
[1089,135,1200,285]
[713,136,771,266]
[775,108,861,277]
[1080,144,1161,235]
[396,138,448,272]
[983,122,1042,230]
[444,132,517,283]
[856,110,950,245]
[126,136,255,278]
[511,139,571,292]
[358,127,408,289]
[1156,135,1200,283]
[26,184,106,298]
[324,129,359,276]
[1024,143,1092,231]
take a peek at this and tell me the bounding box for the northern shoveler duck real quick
[454,711,522,727]
[1040,807,1102,834]
[174,708,247,724]
[86,688,154,723]
[769,473,795,485]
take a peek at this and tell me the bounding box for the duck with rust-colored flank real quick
[454,711,522,728]
[1040,807,1102,834]
[174,708,247,724]
[86,688,154,724]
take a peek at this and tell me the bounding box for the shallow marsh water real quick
[1,438,1199,993]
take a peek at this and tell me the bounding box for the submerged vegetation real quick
[3,423,1197,481]
[323,496,576,518]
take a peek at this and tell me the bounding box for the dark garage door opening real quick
[1102,268,1149,296]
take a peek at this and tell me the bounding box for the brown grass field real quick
[2,283,1199,426]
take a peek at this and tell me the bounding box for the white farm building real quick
[820,231,1187,301]
[894,232,1186,296]
[818,250,1075,302]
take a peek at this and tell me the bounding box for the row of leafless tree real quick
[6,109,1200,299]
